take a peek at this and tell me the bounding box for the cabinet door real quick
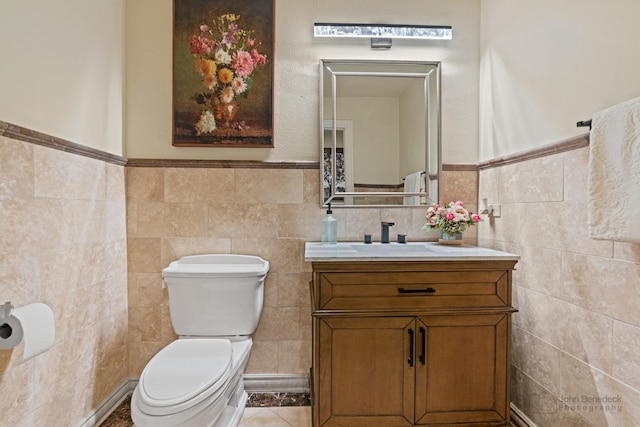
[415,314,510,426]
[317,317,415,427]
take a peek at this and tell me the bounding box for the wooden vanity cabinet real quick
[310,260,517,427]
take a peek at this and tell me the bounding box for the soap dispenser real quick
[321,203,337,245]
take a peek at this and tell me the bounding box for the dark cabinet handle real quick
[398,287,436,294]
[419,327,426,365]
[408,328,414,367]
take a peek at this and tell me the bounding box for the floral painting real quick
[173,0,274,147]
[323,149,346,200]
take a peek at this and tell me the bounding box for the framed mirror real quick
[320,60,441,208]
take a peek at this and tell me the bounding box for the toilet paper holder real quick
[0,302,15,339]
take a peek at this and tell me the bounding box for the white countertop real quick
[304,242,520,262]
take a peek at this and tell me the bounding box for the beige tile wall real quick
[126,166,475,377]
[0,135,128,426]
[478,147,640,426]
[440,169,479,245]
[0,132,484,425]
[8,125,638,426]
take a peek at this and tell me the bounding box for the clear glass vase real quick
[438,230,463,245]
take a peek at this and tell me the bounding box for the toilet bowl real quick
[131,254,269,427]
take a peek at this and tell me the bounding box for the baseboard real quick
[78,377,137,427]
[84,375,528,426]
[510,403,537,427]
[243,374,309,393]
[84,374,309,426]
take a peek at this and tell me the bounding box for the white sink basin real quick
[304,242,520,262]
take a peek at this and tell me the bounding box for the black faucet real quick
[381,221,395,243]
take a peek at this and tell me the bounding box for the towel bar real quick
[402,171,426,181]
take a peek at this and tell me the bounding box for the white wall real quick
[125,0,480,163]
[12,1,639,164]
[479,0,640,161]
[0,0,125,155]
[338,96,400,184]
[399,79,427,179]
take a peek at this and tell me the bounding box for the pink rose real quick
[455,200,464,206]
[189,35,214,56]
[472,214,481,222]
[232,50,255,78]
[451,205,470,222]
[445,213,455,221]
[251,49,267,65]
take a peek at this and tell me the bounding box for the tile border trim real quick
[0,120,320,170]
[478,133,589,170]
[2,119,588,172]
[126,158,319,169]
[244,374,310,393]
[0,120,128,166]
[442,164,478,172]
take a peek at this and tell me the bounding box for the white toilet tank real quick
[162,254,269,337]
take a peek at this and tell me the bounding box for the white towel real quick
[588,97,640,243]
[403,171,424,205]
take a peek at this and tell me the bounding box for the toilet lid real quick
[162,254,269,279]
[139,339,232,411]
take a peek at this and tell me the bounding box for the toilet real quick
[131,254,269,427]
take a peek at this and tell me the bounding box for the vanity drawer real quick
[316,270,510,310]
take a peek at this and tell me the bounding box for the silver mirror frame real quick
[319,59,441,208]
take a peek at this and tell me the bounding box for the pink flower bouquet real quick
[423,200,481,235]
[188,13,268,134]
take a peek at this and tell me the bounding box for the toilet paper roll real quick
[0,314,24,350]
[0,303,55,361]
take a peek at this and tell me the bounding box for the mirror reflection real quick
[320,60,440,207]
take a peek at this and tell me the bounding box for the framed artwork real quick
[173,0,274,147]
[323,148,345,200]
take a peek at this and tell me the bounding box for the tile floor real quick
[98,394,311,427]
[239,406,311,426]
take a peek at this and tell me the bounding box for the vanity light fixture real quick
[313,23,452,49]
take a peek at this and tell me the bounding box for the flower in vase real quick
[232,77,247,94]
[188,13,268,132]
[220,86,235,103]
[194,110,216,135]
[423,200,481,235]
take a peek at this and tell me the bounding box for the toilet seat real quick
[136,339,233,416]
